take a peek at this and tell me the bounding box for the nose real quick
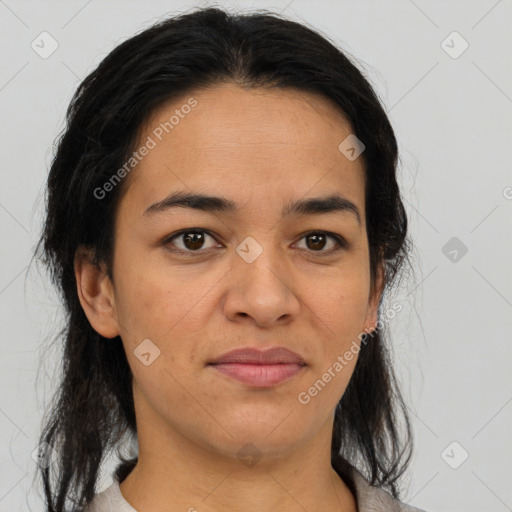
[222,242,301,328]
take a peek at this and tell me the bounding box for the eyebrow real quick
[143,191,361,224]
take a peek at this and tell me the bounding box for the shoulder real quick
[84,478,137,512]
[344,465,429,512]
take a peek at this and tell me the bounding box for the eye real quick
[294,231,347,254]
[163,229,221,253]
[162,229,347,255]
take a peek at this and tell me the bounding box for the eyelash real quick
[162,229,348,256]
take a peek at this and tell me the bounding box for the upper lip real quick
[209,347,306,366]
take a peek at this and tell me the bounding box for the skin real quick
[75,82,384,512]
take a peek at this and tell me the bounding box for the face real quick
[79,82,381,462]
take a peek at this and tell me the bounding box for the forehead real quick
[121,82,365,219]
[142,82,354,149]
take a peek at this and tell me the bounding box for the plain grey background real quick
[1,1,511,511]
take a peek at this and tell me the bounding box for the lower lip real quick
[209,363,305,387]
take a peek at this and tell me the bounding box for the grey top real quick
[84,466,427,512]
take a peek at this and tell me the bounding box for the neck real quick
[119,401,357,512]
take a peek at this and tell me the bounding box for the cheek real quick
[309,273,370,338]
[113,268,212,380]
[304,270,370,400]
[113,259,196,339]
[113,278,165,338]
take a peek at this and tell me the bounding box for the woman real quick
[35,6,427,512]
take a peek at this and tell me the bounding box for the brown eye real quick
[165,230,220,252]
[295,231,347,254]
[306,233,327,251]
[182,232,206,250]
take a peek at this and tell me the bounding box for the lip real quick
[208,347,306,387]
[209,347,306,365]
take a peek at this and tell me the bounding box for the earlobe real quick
[74,246,120,339]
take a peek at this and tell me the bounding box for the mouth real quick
[207,347,306,387]
[209,362,305,387]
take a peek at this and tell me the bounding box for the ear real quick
[74,246,120,339]
[362,262,385,335]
